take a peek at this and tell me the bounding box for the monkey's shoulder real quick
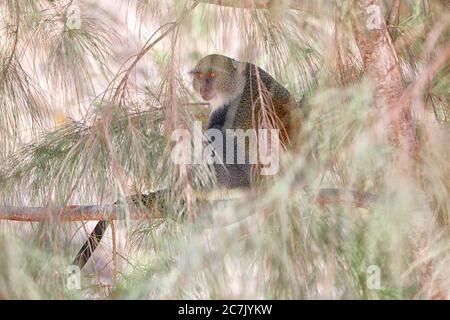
[243,64,293,104]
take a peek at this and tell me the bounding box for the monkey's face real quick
[191,69,218,102]
[191,54,246,109]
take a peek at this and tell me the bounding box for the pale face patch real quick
[207,94,227,110]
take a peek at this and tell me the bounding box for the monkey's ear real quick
[189,67,200,75]
[231,60,246,75]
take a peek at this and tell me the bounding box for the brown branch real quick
[0,188,378,222]
[387,0,400,39]
[316,188,378,209]
[0,205,154,222]
[387,0,400,26]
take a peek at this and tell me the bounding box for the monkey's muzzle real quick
[200,87,216,101]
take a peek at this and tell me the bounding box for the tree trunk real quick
[351,0,446,299]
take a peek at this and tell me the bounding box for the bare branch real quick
[0,188,378,222]
[0,205,154,222]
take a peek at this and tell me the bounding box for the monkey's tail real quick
[72,220,109,269]
[71,191,169,269]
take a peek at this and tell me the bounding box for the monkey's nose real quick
[200,88,216,101]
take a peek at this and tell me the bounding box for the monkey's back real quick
[231,63,300,149]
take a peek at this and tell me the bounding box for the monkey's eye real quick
[194,72,204,80]
[208,71,216,78]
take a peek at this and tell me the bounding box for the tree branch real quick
[0,205,152,222]
[387,0,400,39]
[0,188,377,222]
[316,188,378,208]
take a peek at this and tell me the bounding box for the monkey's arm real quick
[207,105,228,130]
[206,105,253,188]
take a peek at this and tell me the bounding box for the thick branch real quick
[0,188,377,222]
[0,205,153,222]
